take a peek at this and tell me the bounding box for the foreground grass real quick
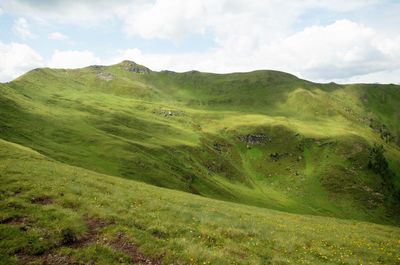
[1,139,399,265]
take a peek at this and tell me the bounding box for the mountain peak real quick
[115,60,151,73]
[120,59,137,64]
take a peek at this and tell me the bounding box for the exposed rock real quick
[153,108,185,117]
[270,152,281,161]
[127,67,150,74]
[372,192,384,201]
[120,60,150,74]
[97,72,113,81]
[365,192,385,209]
[89,65,105,70]
[213,143,223,153]
[238,134,271,145]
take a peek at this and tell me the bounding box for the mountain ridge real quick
[8,60,399,86]
[1,61,399,225]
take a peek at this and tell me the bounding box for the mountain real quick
[1,61,400,264]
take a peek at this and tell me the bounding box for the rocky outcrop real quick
[89,65,105,70]
[152,108,185,117]
[120,60,151,74]
[238,134,271,145]
[97,72,113,81]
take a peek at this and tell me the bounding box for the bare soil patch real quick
[30,195,53,205]
[109,232,162,265]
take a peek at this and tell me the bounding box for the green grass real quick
[1,139,400,265]
[0,61,400,263]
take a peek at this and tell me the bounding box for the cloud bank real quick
[0,42,43,81]
[1,0,400,83]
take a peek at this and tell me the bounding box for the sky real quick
[1,0,400,83]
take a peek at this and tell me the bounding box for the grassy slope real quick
[0,61,399,227]
[1,138,400,265]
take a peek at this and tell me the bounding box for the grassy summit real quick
[0,61,400,264]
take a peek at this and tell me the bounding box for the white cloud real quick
[111,48,143,64]
[338,69,400,84]
[306,0,379,12]
[1,0,133,24]
[124,0,206,39]
[12,17,35,39]
[0,42,43,82]
[0,7,3,16]
[48,32,69,41]
[48,50,101,69]
[257,20,385,80]
[110,19,400,84]
[0,46,101,82]
[110,48,205,72]
[1,0,383,38]
[1,0,400,83]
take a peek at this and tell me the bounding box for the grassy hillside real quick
[1,138,400,264]
[0,61,399,227]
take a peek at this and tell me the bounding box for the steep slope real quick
[1,138,400,264]
[0,61,399,225]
